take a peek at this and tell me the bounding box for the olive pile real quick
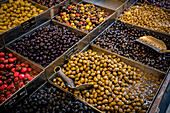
[12,84,96,113]
[139,0,170,9]
[118,4,170,33]
[93,21,170,72]
[0,0,44,34]
[0,52,39,103]
[55,3,110,32]
[9,24,82,67]
[32,0,63,8]
[53,50,162,112]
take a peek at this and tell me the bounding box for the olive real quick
[114,105,119,111]
[55,3,110,32]
[9,24,82,67]
[52,50,162,112]
[94,20,169,72]
[139,0,170,9]
[0,0,44,34]
[119,4,169,33]
[14,85,95,112]
[117,101,124,106]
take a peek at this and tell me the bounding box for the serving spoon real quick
[54,66,94,90]
[136,36,170,53]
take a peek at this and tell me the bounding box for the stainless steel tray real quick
[6,19,86,68]
[47,44,167,113]
[0,0,50,44]
[7,81,101,113]
[86,45,169,113]
[0,47,45,111]
[117,2,170,36]
[86,0,137,43]
[89,20,170,72]
[52,0,115,34]
[48,80,102,113]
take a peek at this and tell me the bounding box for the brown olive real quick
[52,50,161,112]
[105,106,110,110]
[119,108,123,112]
[114,105,119,111]
[101,105,105,111]
[118,101,124,106]
[118,4,170,33]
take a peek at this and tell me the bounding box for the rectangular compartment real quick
[7,19,86,68]
[81,0,137,43]
[46,44,167,113]
[50,0,137,47]
[49,0,136,46]
[0,47,45,111]
[90,20,170,73]
[52,0,115,34]
[8,81,101,113]
[0,0,50,44]
[116,2,170,36]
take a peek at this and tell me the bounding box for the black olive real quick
[13,85,95,112]
[9,24,83,67]
[93,20,169,72]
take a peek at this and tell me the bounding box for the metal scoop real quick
[54,66,94,90]
[136,36,170,53]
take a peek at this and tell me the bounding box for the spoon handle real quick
[54,66,75,88]
[160,50,170,53]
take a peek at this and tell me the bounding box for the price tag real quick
[4,87,27,110]
[65,44,78,60]
[98,20,107,34]
[21,17,36,30]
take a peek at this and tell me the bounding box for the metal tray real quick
[85,0,137,43]
[47,44,167,113]
[0,0,50,44]
[8,81,101,113]
[117,2,170,36]
[6,19,86,68]
[89,20,170,72]
[52,0,115,34]
[0,47,45,112]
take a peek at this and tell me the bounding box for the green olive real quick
[53,50,159,112]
